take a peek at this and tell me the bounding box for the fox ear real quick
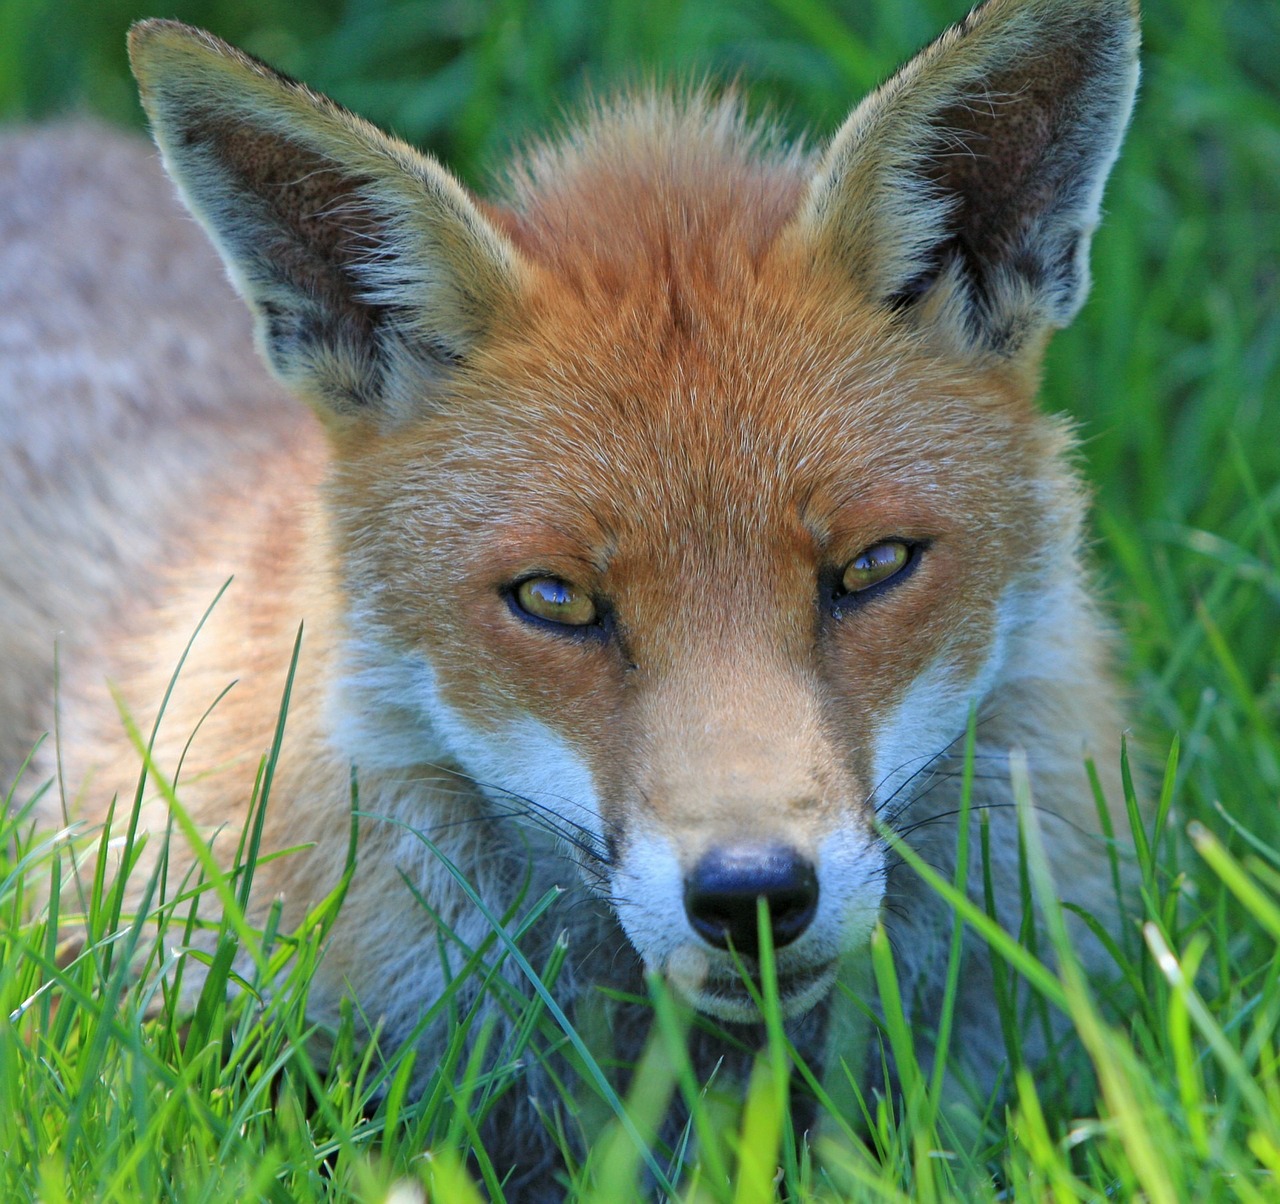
[128,20,523,424]
[793,0,1139,367]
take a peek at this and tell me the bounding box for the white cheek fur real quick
[868,652,997,815]
[610,825,688,968]
[868,577,1040,814]
[328,613,605,860]
[868,570,1089,829]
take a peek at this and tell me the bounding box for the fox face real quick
[323,246,1080,1018]
[127,0,1139,1025]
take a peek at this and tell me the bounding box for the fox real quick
[1,0,1140,1187]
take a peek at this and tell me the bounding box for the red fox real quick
[1,0,1139,1183]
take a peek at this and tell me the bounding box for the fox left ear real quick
[128,20,524,426]
[793,0,1140,369]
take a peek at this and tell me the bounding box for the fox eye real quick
[513,576,598,627]
[840,540,912,595]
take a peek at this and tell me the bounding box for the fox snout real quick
[683,845,820,956]
[611,810,883,1021]
[603,704,887,1019]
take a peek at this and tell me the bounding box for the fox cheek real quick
[333,627,614,874]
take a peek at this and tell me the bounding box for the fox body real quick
[2,0,1139,1182]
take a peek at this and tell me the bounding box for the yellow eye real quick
[514,576,598,627]
[840,541,911,594]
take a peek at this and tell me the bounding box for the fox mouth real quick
[664,950,838,1023]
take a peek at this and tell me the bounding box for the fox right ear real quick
[793,0,1140,371]
[128,20,524,425]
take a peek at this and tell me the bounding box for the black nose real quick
[683,846,819,957]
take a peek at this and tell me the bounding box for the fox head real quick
[129,0,1139,1021]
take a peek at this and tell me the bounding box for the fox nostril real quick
[683,846,819,957]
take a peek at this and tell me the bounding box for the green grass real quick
[2,0,1279,1199]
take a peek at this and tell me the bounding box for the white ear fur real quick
[129,20,525,423]
[794,0,1140,364]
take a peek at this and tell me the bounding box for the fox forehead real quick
[338,253,1058,568]
[324,105,1077,678]
[315,94,1067,578]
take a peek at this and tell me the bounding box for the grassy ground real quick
[2,0,1279,1199]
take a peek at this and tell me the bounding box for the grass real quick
[2,0,1279,1199]
[7,712,1280,1201]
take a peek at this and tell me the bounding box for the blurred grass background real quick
[1,0,1277,862]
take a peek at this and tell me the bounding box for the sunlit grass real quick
[6,703,1280,1200]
